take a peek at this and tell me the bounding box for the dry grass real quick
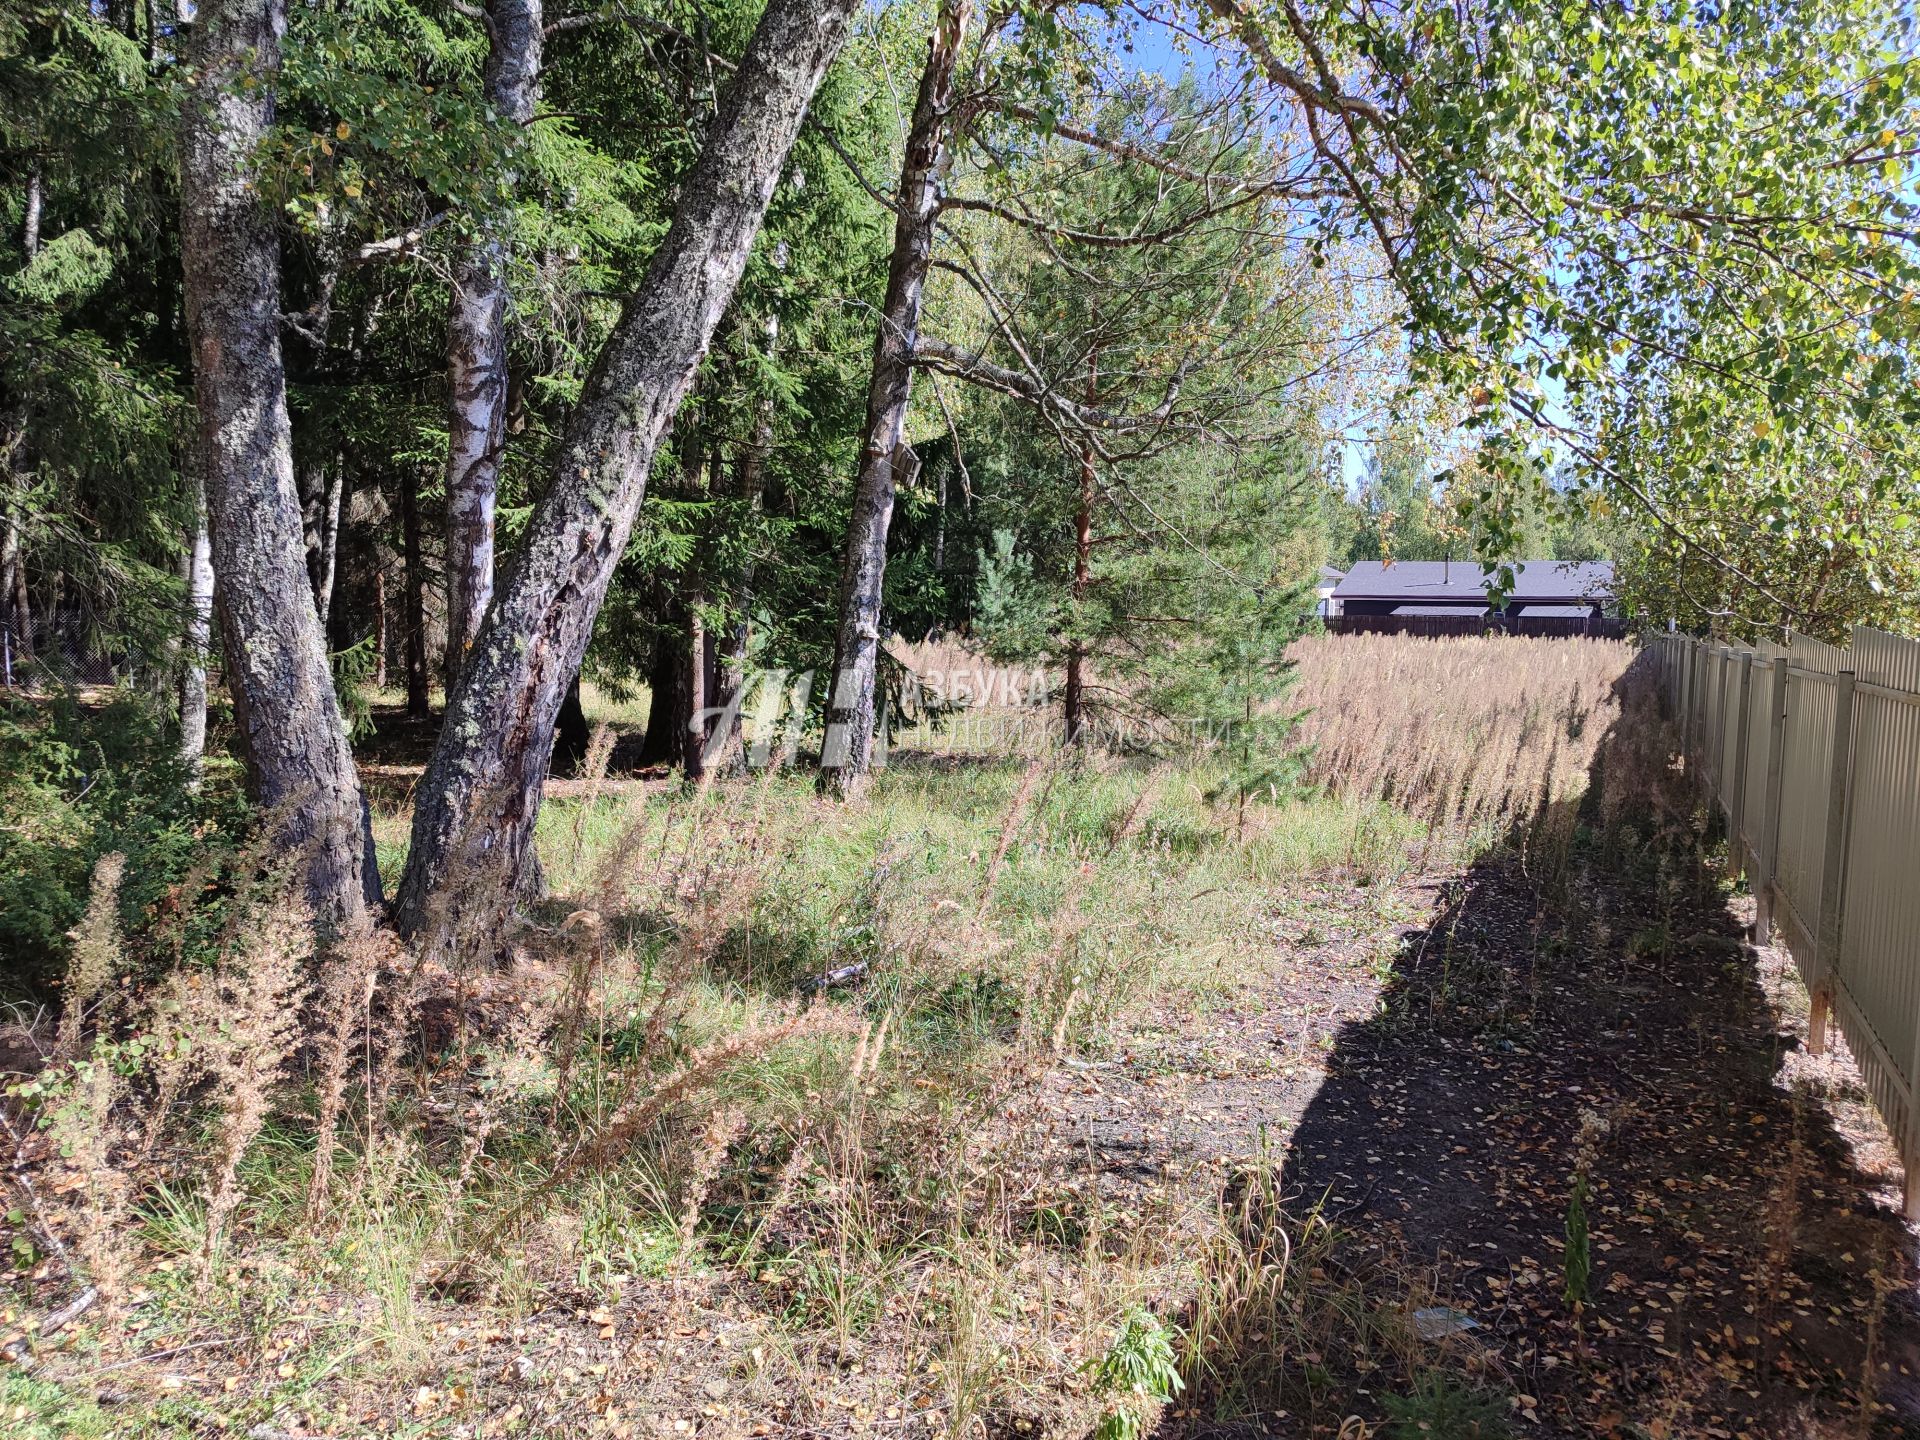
[2,743,1417,1432]
[1290,633,1636,832]
[0,635,1697,1437]
[53,852,124,1062]
[1288,634,1656,900]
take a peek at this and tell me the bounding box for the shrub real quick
[0,691,246,991]
[1089,1307,1185,1440]
[1381,1371,1513,1439]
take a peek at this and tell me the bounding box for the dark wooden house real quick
[1325,560,1620,637]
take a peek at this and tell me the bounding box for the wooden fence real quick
[1653,628,1920,1215]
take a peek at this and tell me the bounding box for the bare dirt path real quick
[1044,847,1920,1439]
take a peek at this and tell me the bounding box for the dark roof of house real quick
[1333,559,1613,604]
[1391,604,1488,616]
[1319,564,1348,582]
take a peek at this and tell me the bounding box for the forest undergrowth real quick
[7,635,1858,1440]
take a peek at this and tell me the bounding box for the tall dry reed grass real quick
[1290,633,1638,836]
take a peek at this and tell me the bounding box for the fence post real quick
[1729,651,1754,876]
[1681,645,1697,756]
[1906,977,1920,1219]
[1715,647,1732,802]
[1753,658,1789,943]
[1712,641,1728,802]
[1695,642,1711,796]
[1808,669,1857,1057]
[1712,652,1728,802]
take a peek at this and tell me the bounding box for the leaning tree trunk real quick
[391,0,861,935]
[819,0,971,797]
[444,0,543,697]
[178,455,214,785]
[179,0,379,924]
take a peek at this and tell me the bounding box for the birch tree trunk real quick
[372,559,389,690]
[178,459,214,786]
[179,0,379,924]
[684,586,708,779]
[391,0,859,934]
[1,519,22,682]
[22,164,41,257]
[3,165,42,675]
[818,0,971,797]
[314,459,343,633]
[444,0,543,696]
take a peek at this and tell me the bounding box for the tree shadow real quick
[1198,650,1920,1436]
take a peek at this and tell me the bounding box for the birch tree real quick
[443,0,542,695]
[179,0,379,922]
[818,0,979,796]
[392,0,861,933]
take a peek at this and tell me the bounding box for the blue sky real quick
[1100,7,1386,492]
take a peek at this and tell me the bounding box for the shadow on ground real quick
[1182,653,1920,1439]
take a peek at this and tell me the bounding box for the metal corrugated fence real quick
[1653,629,1920,1215]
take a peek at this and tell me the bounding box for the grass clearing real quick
[5,636,1909,1438]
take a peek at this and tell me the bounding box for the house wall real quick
[1340,598,1608,619]
[1324,613,1629,638]
[1341,598,1437,618]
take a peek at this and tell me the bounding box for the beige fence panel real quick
[1740,655,1774,874]
[1771,635,1844,965]
[1715,647,1746,833]
[1662,626,1920,1216]
[1836,630,1920,1171]
[1706,646,1729,793]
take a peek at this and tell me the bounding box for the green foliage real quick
[1337,0,1920,632]
[1,4,191,672]
[0,1370,175,1440]
[4,226,111,305]
[906,75,1340,776]
[1345,428,1451,564]
[0,693,245,988]
[971,529,1054,663]
[1563,1171,1591,1309]
[1381,1371,1513,1440]
[331,632,381,741]
[268,0,493,225]
[1339,429,1616,570]
[1087,1307,1184,1440]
